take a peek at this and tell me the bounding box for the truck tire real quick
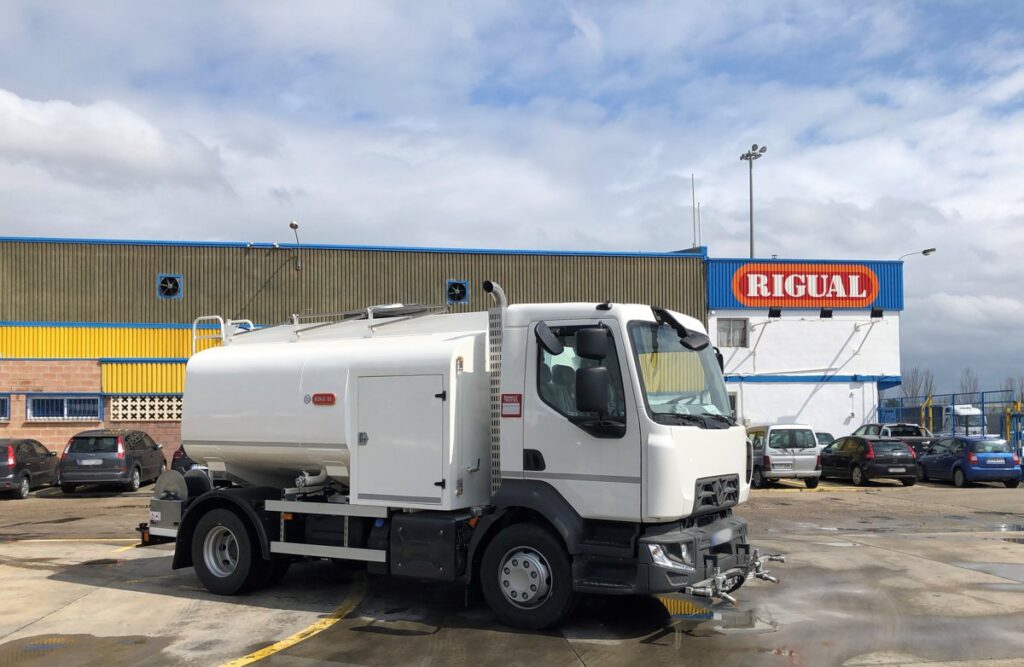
[481,523,576,630]
[192,508,257,595]
[804,477,819,489]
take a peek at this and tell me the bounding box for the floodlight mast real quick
[740,144,767,258]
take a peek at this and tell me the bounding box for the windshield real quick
[68,436,118,454]
[956,415,983,427]
[874,441,911,454]
[627,321,732,426]
[972,439,1011,454]
[888,425,926,437]
[768,429,817,449]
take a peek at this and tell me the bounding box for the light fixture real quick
[871,308,884,319]
[288,221,302,271]
[768,307,782,319]
[820,308,833,319]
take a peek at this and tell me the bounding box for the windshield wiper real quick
[704,413,737,426]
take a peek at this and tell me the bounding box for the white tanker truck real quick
[141,282,781,629]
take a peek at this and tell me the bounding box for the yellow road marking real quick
[112,544,139,553]
[220,573,368,667]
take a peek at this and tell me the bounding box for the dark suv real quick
[60,429,166,493]
[1,439,59,499]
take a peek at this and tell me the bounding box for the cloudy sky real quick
[0,1,1021,391]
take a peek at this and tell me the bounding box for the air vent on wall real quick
[157,274,183,299]
[446,280,469,305]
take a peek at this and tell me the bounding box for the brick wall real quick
[0,360,182,463]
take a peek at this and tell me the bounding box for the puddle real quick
[954,561,1024,584]
[0,634,170,666]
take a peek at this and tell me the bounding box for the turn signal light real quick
[5,445,13,467]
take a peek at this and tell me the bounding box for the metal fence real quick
[879,390,1023,443]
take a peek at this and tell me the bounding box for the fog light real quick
[647,544,675,569]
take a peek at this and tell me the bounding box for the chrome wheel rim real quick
[498,546,552,609]
[203,525,240,578]
[852,468,862,484]
[132,470,140,489]
[19,478,29,497]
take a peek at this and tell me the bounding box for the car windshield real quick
[972,439,1011,454]
[816,433,834,445]
[768,429,817,449]
[68,436,118,454]
[874,441,910,454]
[888,425,926,437]
[627,321,732,426]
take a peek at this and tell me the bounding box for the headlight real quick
[647,544,674,568]
[647,543,693,570]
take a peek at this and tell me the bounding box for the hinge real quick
[434,479,446,489]
[435,390,447,400]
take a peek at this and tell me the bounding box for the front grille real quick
[694,475,739,513]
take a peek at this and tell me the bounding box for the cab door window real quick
[537,325,625,433]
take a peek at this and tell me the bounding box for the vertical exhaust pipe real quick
[483,281,506,497]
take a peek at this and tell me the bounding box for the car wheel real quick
[851,466,867,487]
[917,464,927,482]
[14,475,30,500]
[60,483,77,494]
[125,468,141,492]
[481,523,576,630]
[901,478,916,487]
[804,477,819,489]
[1004,479,1020,489]
[953,468,967,488]
[751,468,765,489]
[192,508,257,595]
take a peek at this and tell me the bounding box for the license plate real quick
[987,459,1004,465]
[79,459,102,466]
[773,463,793,470]
[889,467,905,473]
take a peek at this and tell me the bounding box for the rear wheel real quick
[953,468,967,488]
[1004,479,1020,489]
[124,468,141,492]
[14,475,30,499]
[751,468,766,489]
[804,477,819,489]
[851,466,867,487]
[900,478,916,487]
[192,509,257,595]
[481,523,576,630]
[60,483,77,494]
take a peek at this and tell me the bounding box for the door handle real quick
[358,432,369,446]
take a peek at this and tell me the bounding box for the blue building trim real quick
[0,394,9,421]
[0,235,709,259]
[726,374,901,388]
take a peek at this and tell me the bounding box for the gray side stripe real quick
[502,471,641,484]
[358,493,441,504]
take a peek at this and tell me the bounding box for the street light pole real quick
[897,248,936,261]
[740,144,767,258]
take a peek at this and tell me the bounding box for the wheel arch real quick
[172,487,279,569]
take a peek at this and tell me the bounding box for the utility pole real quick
[740,144,767,258]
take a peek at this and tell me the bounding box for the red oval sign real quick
[731,263,879,308]
[312,393,336,406]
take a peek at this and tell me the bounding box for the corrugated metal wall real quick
[707,258,903,310]
[102,362,186,394]
[0,241,707,324]
[0,326,217,359]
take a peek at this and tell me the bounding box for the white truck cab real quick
[142,282,781,629]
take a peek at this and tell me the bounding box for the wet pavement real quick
[2,479,1024,665]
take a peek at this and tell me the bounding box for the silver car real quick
[747,424,822,489]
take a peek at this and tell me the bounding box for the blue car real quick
[917,436,1021,488]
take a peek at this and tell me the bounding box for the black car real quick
[59,429,166,493]
[1,439,59,499]
[171,444,200,474]
[820,436,917,486]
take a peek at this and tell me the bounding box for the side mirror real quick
[48,451,57,457]
[714,346,724,372]
[576,366,610,414]
[575,328,608,360]
[155,443,163,450]
[535,322,564,356]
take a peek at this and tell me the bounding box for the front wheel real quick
[192,508,257,595]
[851,466,867,487]
[1005,479,1020,489]
[804,477,819,489]
[953,468,967,488]
[481,523,576,630]
[901,478,916,487]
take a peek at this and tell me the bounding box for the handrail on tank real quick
[192,316,225,356]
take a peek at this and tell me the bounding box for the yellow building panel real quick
[102,363,187,394]
[637,352,705,393]
[0,326,219,359]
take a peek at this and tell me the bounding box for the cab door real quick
[523,320,641,522]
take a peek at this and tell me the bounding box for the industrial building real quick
[0,237,903,453]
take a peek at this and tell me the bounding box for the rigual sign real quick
[730,262,880,308]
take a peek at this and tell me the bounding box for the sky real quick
[0,1,1022,391]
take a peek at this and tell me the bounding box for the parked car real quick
[917,436,1021,488]
[747,424,822,489]
[820,436,917,486]
[854,423,934,456]
[59,429,166,493]
[815,432,834,447]
[171,444,200,474]
[1,439,59,499]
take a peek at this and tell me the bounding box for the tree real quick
[921,370,935,399]
[901,366,936,400]
[1004,375,1024,403]
[959,368,979,396]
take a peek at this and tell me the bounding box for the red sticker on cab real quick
[312,393,336,406]
[501,393,522,418]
